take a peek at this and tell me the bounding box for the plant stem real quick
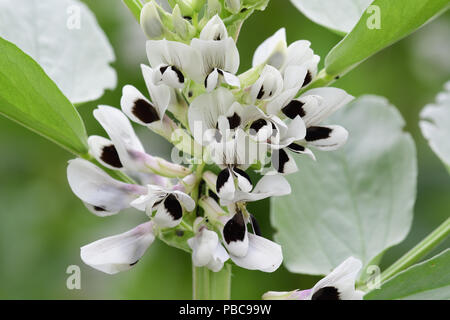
[192,264,232,300]
[379,217,450,284]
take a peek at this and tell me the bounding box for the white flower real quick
[263,257,364,300]
[250,65,284,102]
[67,158,147,216]
[191,16,240,92]
[89,105,190,179]
[131,185,195,228]
[188,220,230,272]
[220,207,282,272]
[200,14,228,41]
[121,64,173,124]
[252,28,320,86]
[145,39,202,88]
[81,221,155,274]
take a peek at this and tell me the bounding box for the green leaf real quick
[325,0,450,77]
[290,0,373,35]
[271,96,417,275]
[0,0,117,104]
[420,81,450,170]
[365,249,450,300]
[0,37,88,156]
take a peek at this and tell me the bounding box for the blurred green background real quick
[0,0,449,299]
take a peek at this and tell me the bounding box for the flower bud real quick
[206,0,222,18]
[141,2,165,39]
[172,5,196,40]
[225,0,241,14]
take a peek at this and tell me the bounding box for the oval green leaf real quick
[271,95,417,275]
[365,249,450,300]
[290,0,373,35]
[0,37,88,155]
[325,0,450,77]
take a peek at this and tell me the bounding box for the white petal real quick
[287,144,316,161]
[188,88,235,145]
[207,242,229,272]
[120,85,161,126]
[272,148,298,174]
[229,233,283,272]
[172,190,196,212]
[146,39,203,82]
[305,125,349,151]
[141,64,172,117]
[299,87,354,126]
[191,37,240,77]
[284,40,315,70]
[81,222,155,274]
[283,65,308,91]
[205,68,220,92]
[231,174,291,204]
[252,28,287,68]
[250,65,283,102]
[130,185,167,211]
[216,168,236,201]
[88,135,123,170]
[67,159,143,213]
[189,228,219,267]
[153,194,183,228]
[232,167,253,193]
[311,257,362,300]
[222,212,249,257]
[83,202,119,217]
[278,116,307,148]
[94,105,146,170]
[200,15,228,41]
[221,70,241,88]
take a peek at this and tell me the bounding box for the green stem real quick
[379,217,450,284]
[122,0,143,22]
[192,264,232,300]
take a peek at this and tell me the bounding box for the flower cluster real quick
[67,2,353,275]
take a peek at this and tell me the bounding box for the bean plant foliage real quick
[0,0,448,300]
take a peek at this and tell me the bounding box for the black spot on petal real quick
[171,65,185,84]
[208,190,219,202]
[217,69,224,76]
[303,71,312,87]
[160,65,169,74]
[132,99,160,124]
[287,143,305,153]
[93,206,106,212]
[100,144,123,168]
[164,194,183,220]
[223,211,246,244]
[273,149,290,173]
[232,167,252,187]
[282,100,305,119]
[305,126,332,141]
[129,260,139,266]
[250,214,262,236]
[257,86,265,100]
[250,119,268,133]
[227,113,241,130]
[216,168,231,194]
[311,287,341,300]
